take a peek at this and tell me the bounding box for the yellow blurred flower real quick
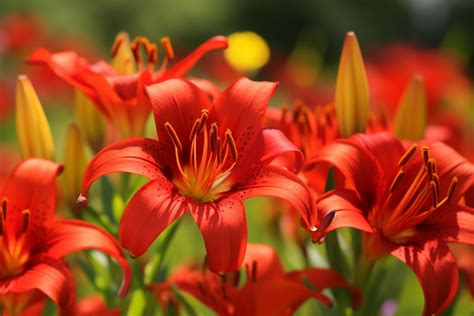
[224,31,270,73]
[15,75,55,160]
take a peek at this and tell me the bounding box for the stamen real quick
[0,203,4,236]
[189,119,200,141]
[280,105,288,124]
[225,130,238,162]
[432,174,440,197]
[398,144,417,167]
[390,170,405,192]
[21,209,30,234]
[164,122,183,152]
[430,181,438,208]
[318,209,335,231]
[427,159,436,180]
[216,137,222,163]
[232,270,241,286]
[161,37,175,60]
[421,146,429,166]
[301,107,313,133]
[446,177,458,204]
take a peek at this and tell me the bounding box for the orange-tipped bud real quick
[74,90,106,153]
[393,75,427,140]
[15,75,55,160]
[61,124,88,212]
[111,32,136,75]
[335,32,369,137]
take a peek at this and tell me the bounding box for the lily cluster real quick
[0,25,472,316]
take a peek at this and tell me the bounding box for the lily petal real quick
[0,257,75,311]
[236,164,317,231]
[212,77,278,162]
[145,79,211,153]
[81,137,164,198]
[429,142,474,203]
[421,203,474,245]
[119,178,187,258]
[286,268,362,308]
[41,219,132,296]
[191,196,247,273]
[162,36,228,79]
[242,244,285,280]
[233,276,332,316]
[312,189,374,242]
[391,239,458,316]
[2,158,62,236]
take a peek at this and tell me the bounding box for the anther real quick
[398,144,417,167]
[280,105,288,124]
[1,198,6,220]
[164,122,183,152]
[161,37,175,60]
[110,33,127,58]
[210,123,218,152]
[446,177,458,204]
[225,130,238,162]
[21,209,30,234]
[390,170,405,192]
[147,44,158,65]
[251,260,257,282]
[301,107,314,133]
[421,146,430,166]
[196,110,209,133]
[318,209,335,231]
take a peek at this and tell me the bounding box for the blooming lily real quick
[78,78,318,273]
[153,243,360,316]
[305,132,474,315]
[27,33,228,137]
[0,159,130,314]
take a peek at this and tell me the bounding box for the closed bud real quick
[15,75,55,160]
[61,124,88,212]
[74,90,106,153]
[335,32,369,137]
[393,75,427,140]
[111,32,136,75]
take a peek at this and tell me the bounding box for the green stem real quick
[144,221,181,284]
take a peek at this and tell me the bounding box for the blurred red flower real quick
[153,243,360,316]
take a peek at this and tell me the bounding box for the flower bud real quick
[335,32,369,137]
[111,32,136,75]
[393,75,427,140]
[15,75,55,160]
[61,123,88,212]
[74,90,106,153]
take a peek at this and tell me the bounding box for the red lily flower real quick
[78,77,318,273]
[305,132,474,315]
[0,159,130,314]
[153,243,360,316]
[27,35,228,137]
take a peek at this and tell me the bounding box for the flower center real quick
[165,110,238,202]
[376,145,458,243]
[0,198,31,279]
